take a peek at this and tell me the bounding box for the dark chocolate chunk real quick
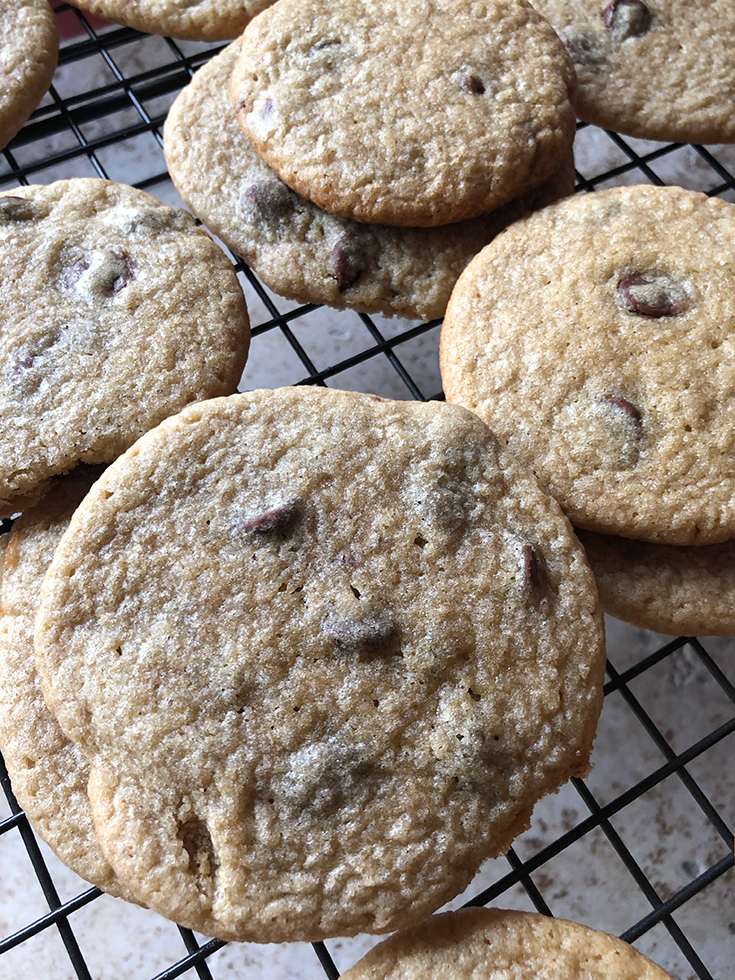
[617,271,691,318]
[322,608,397,651]
[460,72,485,95]
[243,181,296,221]
[0,196,38,222]
[600,395,642,423]
[603,0,652,39]
[240,497,301,534]
[521,544,541,591]
[331,238,364,292]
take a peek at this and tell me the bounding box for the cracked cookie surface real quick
[231,0,576,227]
[531,0,735,142]
[165,42,575,321]
[0,0,58,151]
[339,907,673,979]
[35,387,604,942]
[0,179,250,517]
[441,184,735,545]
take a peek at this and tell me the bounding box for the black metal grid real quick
[0,5,733,978]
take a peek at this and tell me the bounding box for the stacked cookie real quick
[3,386,607,941]
[164,0,578,321]
[441,183,735,636]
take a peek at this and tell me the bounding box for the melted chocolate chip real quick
[331,239,364,292]
[243,181,296,221]
[66,249,134,296]
[0,196,37,222]
[603,0,652,38]
[108,205,192,233]
[617,271,691,318]
[322,608,397,651]
[240,497,301,534]
[460,73,485,95]
[521,544,541,591]
[601,395,642,423]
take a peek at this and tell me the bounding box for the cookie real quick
[0,0,58,151]
[165,42,575,322]
[531,0,735,143]
[231,0,576,227]
[339,907,673,979]
[441,184,735,546]
[0,179,250,518]
[0,470,131,897]
[35,387,605,942]
[577,529,735,636]
[67,0,276,42]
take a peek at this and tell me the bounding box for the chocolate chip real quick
[322,608,397,651]
[243,181,296,221]
[617,271,691,318]
[66,249,134,296]
[460,73,485,95]
[521,544,541,591]
[331,238,364,292]
[240,497,301,534]
[600,395,642,423]
[107,205,193,233]
[561,31,606,67]
[0,196,37,222]
[603,0,652,38]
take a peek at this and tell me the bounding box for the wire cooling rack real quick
[0,4,734,979]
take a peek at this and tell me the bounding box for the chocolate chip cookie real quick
[441,184,735,545]
[0,470,130,897]
[35,387,605,942]
[577,529,735,636]
[67,0,276,42]
[165,41,575,321]
[340,907,673,979]
[0,179,250,518]
[0,0,58,151]
[531,0,735,143]
[231,0,576,227]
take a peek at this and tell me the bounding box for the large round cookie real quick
[441,184,735,546]
[231,0,576,227]
[577,529,735,636]
[0,179,250,518]
[67,0,275,42]
[165,42,575,322]
[0,0,58,151]
[531,0,735,143]
[0,471,131,897]
[339,907,673,979]
[35,388,605,942]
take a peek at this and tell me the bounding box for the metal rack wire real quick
[0,4,733,978]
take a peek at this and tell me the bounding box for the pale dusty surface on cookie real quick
[441,184,735,545]
[0,0,58,151]
[35,388,604,942]
[67,0,276,42]
[577,528,735,636]
[165,42,575,321]
[340,907,674,979]
[0,179,250,518]
[0,470,130,897]
[231,0,576,227]
[532,0,735,143]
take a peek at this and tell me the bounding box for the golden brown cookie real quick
[531,0,735,143]
[0,470,131,898]
[339,907,674,979]
[441,184,735,546]
[231,0,576,227]
[0,0,58,151]
[578,529,735,636]
[0,179,250,518]
[35,387,605,942]
[164,41,575,321]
